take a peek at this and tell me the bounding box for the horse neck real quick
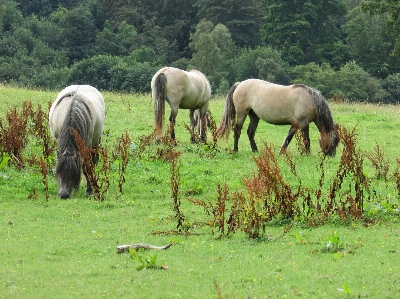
[308,89,334,134]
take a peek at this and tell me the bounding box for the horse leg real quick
[302,125,310,154]
[233,113,247,152]
[169,107,178,141]
[198,107,208,142]
[280,125,296,154]
[247,110,260,152]
[189,109,198,143]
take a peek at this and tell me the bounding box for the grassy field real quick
[1,86,400,298]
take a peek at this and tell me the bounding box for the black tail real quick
[215,82,240,139]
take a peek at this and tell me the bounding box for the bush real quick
[67,55,119,90]
[118,61,159,93]
[381,73,400,104]
[232,46,290,85]
[291,61,387,102]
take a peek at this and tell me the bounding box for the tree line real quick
[0,0,399,103]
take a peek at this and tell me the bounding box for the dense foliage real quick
[1,0,400,102]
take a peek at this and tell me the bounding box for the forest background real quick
[0,0,400,103]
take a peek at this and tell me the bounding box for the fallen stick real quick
[117,243,173,253]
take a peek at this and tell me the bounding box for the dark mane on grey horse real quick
[55,94,93,196]
[291,84,335,134]
[50,85,105,198]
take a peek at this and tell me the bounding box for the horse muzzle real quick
[58,189,71,199]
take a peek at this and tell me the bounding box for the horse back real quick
[234,79,317,126]
[49,85,105,147]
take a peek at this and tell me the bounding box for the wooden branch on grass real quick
[117,243,173,253]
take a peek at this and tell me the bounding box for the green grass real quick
[1,86,400,298]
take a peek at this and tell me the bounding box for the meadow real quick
[1,86,400,298]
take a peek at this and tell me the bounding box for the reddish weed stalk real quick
[73,129,110,201]
[0,100,33,168]
[112,131,131,193]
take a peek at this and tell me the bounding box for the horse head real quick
[55,149,82,198]
[319,124,340,157]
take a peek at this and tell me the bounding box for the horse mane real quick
[292,84,334,133]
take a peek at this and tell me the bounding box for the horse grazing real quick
[49,85,105,198]
[151,67,211,142]
[216,79,339,156]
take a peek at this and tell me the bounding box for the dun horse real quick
[49,85,105,198]
[216,79,339,156]
[151,67,211,142]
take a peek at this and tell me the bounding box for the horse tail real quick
[296,85,334,133]
[58,94,92,152]
[215,82,240,139]
[153,73,167,138]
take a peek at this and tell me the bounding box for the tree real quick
[60,6,97,64]
[197,0,264,47]
[291,61,387,102]
[343,6,400,78]
[132,18,172,65]
[189,20,235,89]
[1,0,23,32]
[261,0,349,66]
[361,0,400,56]
[153,0,199,59]
[15,0,83,17]
[95,21,136,56]
[232,46,290,84]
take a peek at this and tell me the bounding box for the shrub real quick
[291,61,387,102]
[67,55,119,90]
[232,46,290,84]
[381,73,400,104]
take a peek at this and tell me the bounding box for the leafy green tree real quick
[153,0,198,58]
[22,14,64,50]
[343,6,400,78]
[133,17,174,65]
[100,0,198,60]
[95,21,134,56]
[381,73,400,103]
[232,46,290,84]
[99,0,148,30]
[197,0,264,47]
[15,0,83,17]
[290,62,335,96]
[0,0,6,28]
[1,0,23,32]
[189,20,235,89]
[0,35,27,58]
[60,6,97,64]
[261,0,349,66]
[361,0,400,56]
[291,61,387,102]
[67,55,119,90]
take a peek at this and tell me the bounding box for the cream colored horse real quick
[49,85,105,198]
[151,67,211,142]
[216,79,339,156]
